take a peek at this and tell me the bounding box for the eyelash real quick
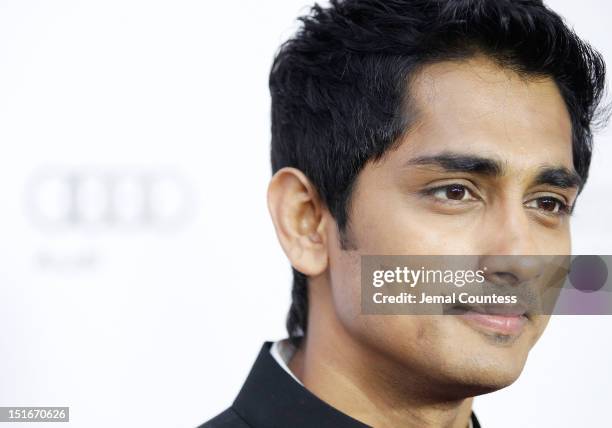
[421,183,477,202]
[422,184,574,217]
[525,197,574,217]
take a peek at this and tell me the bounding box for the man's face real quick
[325,56,578,396]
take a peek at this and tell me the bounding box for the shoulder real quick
[197,408,250,428]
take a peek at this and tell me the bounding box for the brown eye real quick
[427,184,476,203]
[526,196,570,216]
[536,197,561,212]
[446,185,466,200]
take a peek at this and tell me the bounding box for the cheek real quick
[325,224,363,324]
[325,213,445,347]
[325,224,429,344]
[554,228,572,253]
[529,223,572,255]
[350,192,480,255]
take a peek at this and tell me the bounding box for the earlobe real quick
[267,167,328,277]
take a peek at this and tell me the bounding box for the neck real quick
[288,276,474,428]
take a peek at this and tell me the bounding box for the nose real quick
[477,203,545,285]
[478,254,544,286]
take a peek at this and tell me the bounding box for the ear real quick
[267,167,328,277]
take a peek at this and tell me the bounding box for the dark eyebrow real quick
[534,166,583,189]
[405,153,582,190]
[405,153,504,177]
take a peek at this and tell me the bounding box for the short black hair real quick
[269,0,607,346]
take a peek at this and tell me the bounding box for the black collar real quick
[231,342,481,428]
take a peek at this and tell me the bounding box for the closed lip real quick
[467,303,529,318]
[447,302,530,318]
[446,303,530,336]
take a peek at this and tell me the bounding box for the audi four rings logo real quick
[25,168,195,230]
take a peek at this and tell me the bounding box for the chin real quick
[442,313,540,388]
[391,327,533,398]
[347,314,539,399]
[460,359,525,393]
[432,337,533,398]
[410,353,527,401]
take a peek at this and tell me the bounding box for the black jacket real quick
[199,342,481,428]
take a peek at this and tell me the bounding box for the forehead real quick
[397,56,574,169]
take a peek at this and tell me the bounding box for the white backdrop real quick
[0,1,610,427]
